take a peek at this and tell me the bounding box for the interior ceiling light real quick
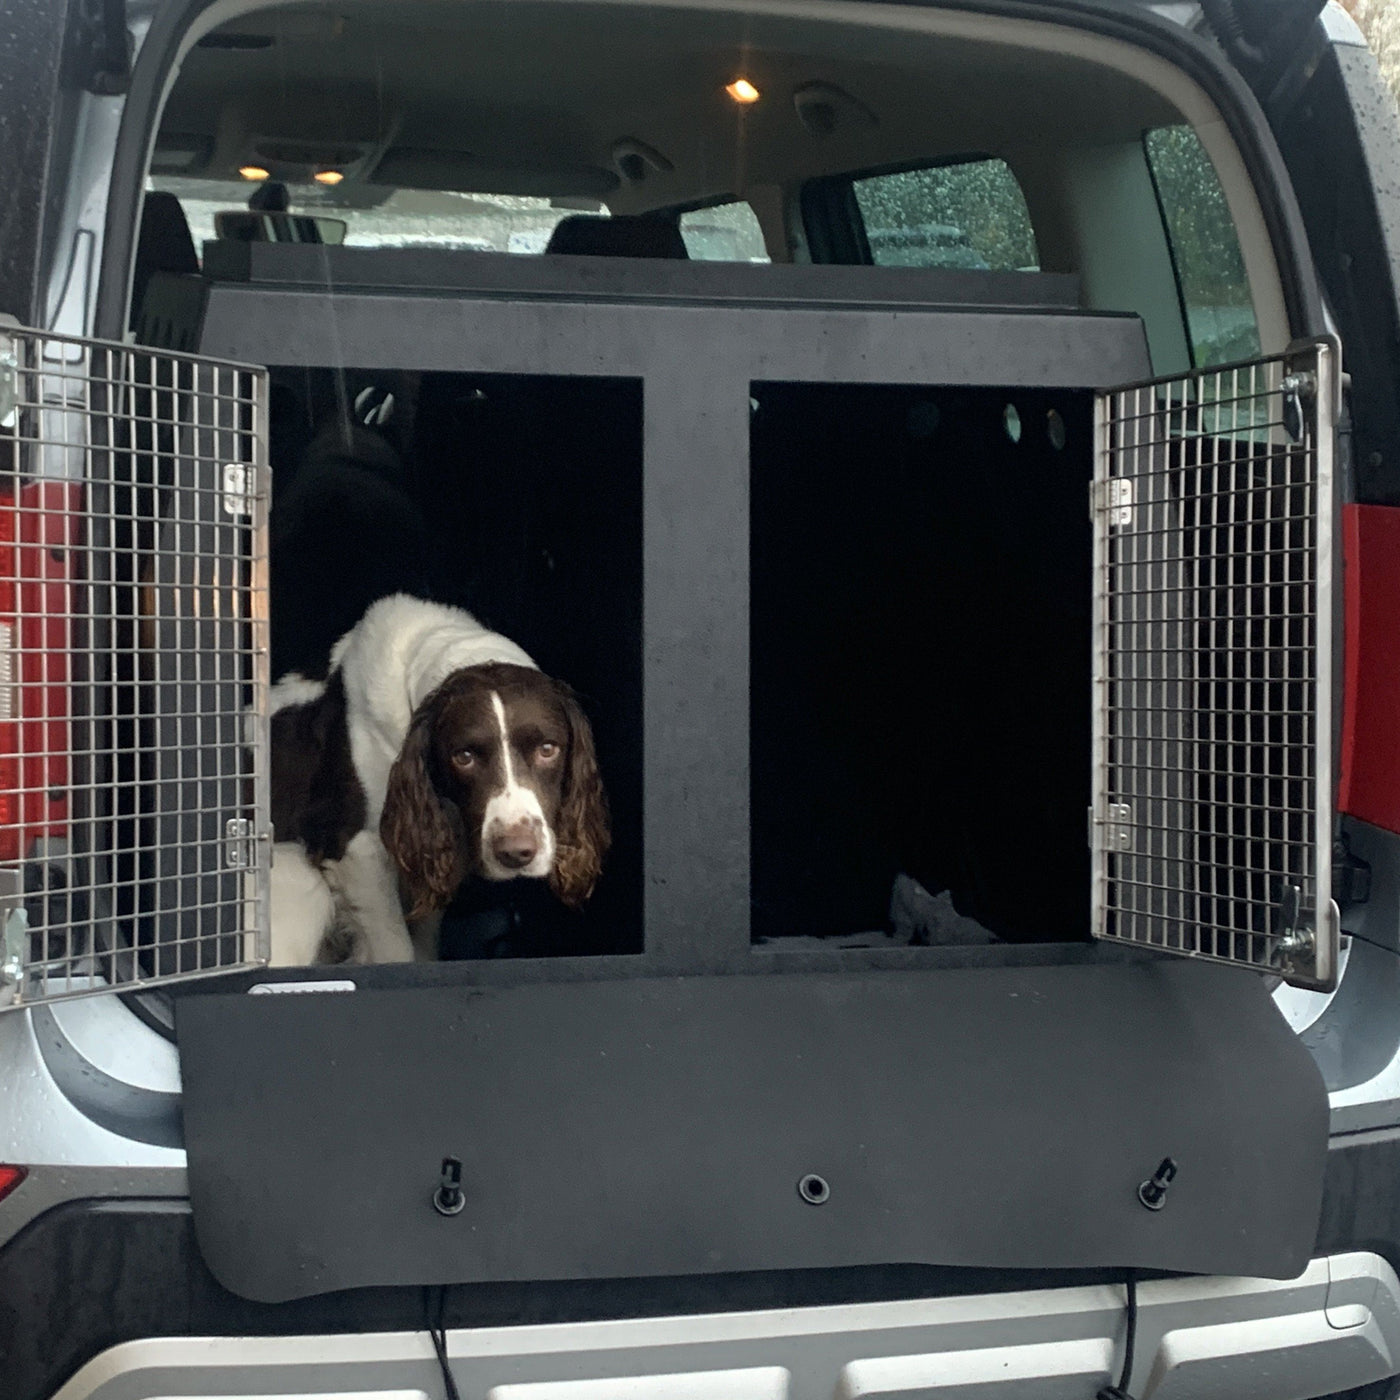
[238,165,270,181]
[726,78,761,104]
[314,169,345,185]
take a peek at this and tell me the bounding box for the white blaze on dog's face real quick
[475,690,557,879]
[425,660,574,879]
[428,665,572,882]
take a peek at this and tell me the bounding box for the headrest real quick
[544,214,688,259]
[215,211,326,244]
[248,180,292,212]
[131,191,198,327]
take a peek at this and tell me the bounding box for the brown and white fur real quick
[269,594,608,966]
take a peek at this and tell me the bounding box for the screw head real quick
[433,1186,465,1216]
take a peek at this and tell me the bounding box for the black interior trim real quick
[177,961,1328,1301]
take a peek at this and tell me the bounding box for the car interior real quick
[124,0,1292,964]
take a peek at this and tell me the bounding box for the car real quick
[3,0,1400,1397]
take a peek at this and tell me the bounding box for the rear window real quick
[153,179,599,254]
[1144,125,1261,367]
[851,159,1039,272]
[153,180,770,262]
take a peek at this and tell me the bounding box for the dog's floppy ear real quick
[380,697,466,921]
[549,687,611,909]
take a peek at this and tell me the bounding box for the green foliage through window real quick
[852,159,1039,272]
[1144,126,1261,368]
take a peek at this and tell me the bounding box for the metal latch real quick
[1274,882,1315,960]
[225,817,253,869]
[1091,477,1134,527]
[1091,803,1133,853]
[1280,371,1315,445]
[0,336,19,430]
[221,462,255,518]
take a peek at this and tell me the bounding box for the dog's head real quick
[380,663,609,919]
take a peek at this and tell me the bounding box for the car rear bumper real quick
[45,1251,1400,1400]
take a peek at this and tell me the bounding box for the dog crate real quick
[0,254,1339,1017]
[129,243,1339,984]
[0,323,269,1010]
[0,252,1338,1019]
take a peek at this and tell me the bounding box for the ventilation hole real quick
[1047,408,1067,451]
[1003,403,1022,444]
[907,400,940,440]
[798,1173,830,1205]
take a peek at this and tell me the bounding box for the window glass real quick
[1144,126,1261,368]
[678,201,770,262]
[851,160,1038,271]
[151,179,602,254]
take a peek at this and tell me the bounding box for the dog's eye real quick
[536,742,561,762]
[452,749,477,770]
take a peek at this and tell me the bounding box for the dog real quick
[269,594,609,966]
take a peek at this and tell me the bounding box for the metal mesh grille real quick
[0,327,269,1009]
[1091,344,1336,990]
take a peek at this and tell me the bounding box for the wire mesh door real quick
[0,325,270,1010]
[1090,342,1338,991]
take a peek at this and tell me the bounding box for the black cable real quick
[1341,929,1400,962]
[425,1285,462,1400]
[1097,1274,1138,1400]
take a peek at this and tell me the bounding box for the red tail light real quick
[0,1165,26,1203]
[0,482,80,863]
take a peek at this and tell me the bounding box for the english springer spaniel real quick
[269,594,609,966]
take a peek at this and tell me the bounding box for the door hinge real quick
[1091,477,1134,527]
[225,817,254,869]
[0,872,28,1009]
[1091,802,1133,852]
[222,463,256,518]
[0,335,19,431]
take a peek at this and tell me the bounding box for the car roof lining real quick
[163,2,1183,195]
[144,0,1289,356]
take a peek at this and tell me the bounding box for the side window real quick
[678,201,770,262]
[851,159,1038,271]
[1144,125,1261,368]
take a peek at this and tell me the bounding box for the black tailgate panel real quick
[177,961,1327,1302]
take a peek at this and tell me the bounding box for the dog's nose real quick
[493,824,540,870]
